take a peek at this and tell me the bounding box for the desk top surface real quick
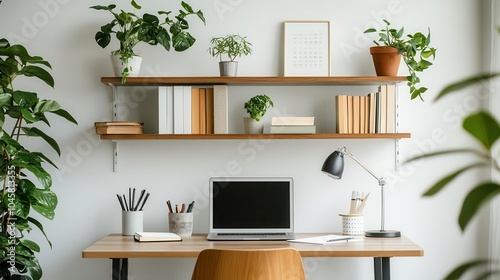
[82,233,424,259]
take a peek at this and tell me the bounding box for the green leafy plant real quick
[208,34,252,62]
[406,73,500,279]
[90,0,205,83]
[0,38,77,279]
[244,95,273,122]
[365,19,437,100]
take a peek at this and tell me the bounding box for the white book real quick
[213,85,228,134]
[271,117,315,126]
[134,232,182,242]
[386,84,396,133]
[173,86,184,134]
[166,87,174,134]
[288,234,362,245]
[183,86,192,134]
[158,86,167,134]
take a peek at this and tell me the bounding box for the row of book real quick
[335,85,396,134]
[155,85,228,134]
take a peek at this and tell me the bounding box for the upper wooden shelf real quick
[99,133,411,140]
[101,76,407,86]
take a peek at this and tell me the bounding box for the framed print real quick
[284,20,331,76]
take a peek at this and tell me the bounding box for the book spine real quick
[213,85,228,134]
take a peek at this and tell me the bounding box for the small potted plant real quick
[364,20,437,100]
[208,34,252,76]
[243,94,273,134]
[91,0,205,83]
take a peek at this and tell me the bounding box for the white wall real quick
[0,0,488,279]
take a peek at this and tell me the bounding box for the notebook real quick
[207,177,296,241]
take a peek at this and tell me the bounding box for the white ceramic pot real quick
[243,117,263,134]
[110,55,142,77]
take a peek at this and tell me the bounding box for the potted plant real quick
[364,20,437,100]
[0,38,77,279]
[243,95,273,134]
[208,34,252,76]
[90,0,205,83]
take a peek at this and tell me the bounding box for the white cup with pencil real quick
[117,188,150,236]
[339,191,369,236]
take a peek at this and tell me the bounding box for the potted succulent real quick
[91,0,205,83]
[0,38,77,279]
[208,34,252,76]
[243,95,273,134]
[364,20,437,100]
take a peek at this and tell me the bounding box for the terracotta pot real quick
[369,46,401,76]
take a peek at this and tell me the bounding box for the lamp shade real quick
[321,150,344,179]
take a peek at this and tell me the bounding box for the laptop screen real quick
[210,177,294,231]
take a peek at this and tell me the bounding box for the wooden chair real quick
[191,248,307,280]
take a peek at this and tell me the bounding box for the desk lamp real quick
[321,146,401,238]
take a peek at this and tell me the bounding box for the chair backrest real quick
[191,248,306,280]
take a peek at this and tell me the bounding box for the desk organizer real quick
[339,213,364,235]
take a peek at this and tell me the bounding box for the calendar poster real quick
[284,21,331,76]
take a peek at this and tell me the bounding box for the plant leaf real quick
[50,109,78,125]
[405,148,488,163]
[19,66,54,88]
[435,73,500,101]
[27,217,52,248]
[462,111,500,150]
[443,259,490,280]
[21,127,61,155]
[423,163,488,196]
[459,182,500,231]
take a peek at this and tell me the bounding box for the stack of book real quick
[268,117,316,134]
[94,122,144,135]
[335,85,396,134]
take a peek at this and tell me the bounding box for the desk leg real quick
[111,258,128,280]
[373,257,390,280]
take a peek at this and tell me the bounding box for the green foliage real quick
[244,95,273,122]
[364,20,437,100]
[406,72,500,278]
[208,34,252,62]
[0,38,77,279]
[90,0,206,83]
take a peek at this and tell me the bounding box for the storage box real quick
[94,122,144,135]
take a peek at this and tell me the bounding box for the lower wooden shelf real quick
[99,133,411,140]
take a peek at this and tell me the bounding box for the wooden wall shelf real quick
[100,133,411,140]
[101,76,407,87]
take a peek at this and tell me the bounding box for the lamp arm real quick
[339,147,386,187]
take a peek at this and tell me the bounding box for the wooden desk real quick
[82,233,423,280]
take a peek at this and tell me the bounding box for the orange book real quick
[199,88,207,134]
[352,95,360,134]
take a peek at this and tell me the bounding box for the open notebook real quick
[207,177,296,241]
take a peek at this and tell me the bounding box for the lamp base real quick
[365,230,401,238]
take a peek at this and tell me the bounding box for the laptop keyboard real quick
[218,233,286,236]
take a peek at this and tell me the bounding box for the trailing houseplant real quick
[364,19,437,100]
[406,72,500,278]
[0,38,77,279]
[243,95,273,134]
[91,0,205,83]
[208,34,252,76]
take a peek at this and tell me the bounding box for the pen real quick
[134,189,146,211]
[166,200,173,213]
[186,201,195,213]
[356,192,370,214]
[139,192,150,211]
[117,194,125,211]
[326,237,354,243]
[349,191,357,214]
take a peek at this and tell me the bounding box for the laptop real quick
[207,177,296,241]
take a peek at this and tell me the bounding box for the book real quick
[94,122,144,135]
[335,95,348,133]
[183,86,192,134]
[352,95,360,133]
[213,85,228,134]
[158,86,168,134]
[199,88,207,134]
[287,234,362,245]
[378,85,387,133]
[206,88,214,134]
[368,92,376,133]
[386,84,396,133]
[269,125,316,134]
[191,88,200,134]
[166,87,174,134]
[133,232,182,242]
[271,117,315,126]
[173,86,184,134]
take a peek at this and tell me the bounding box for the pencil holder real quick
[339,214,364,236]
[122,211,143,236]
[168,213,193,237]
